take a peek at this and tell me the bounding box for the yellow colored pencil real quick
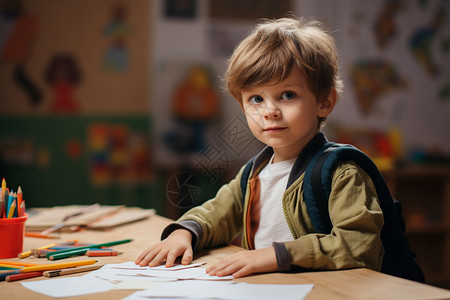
[0,261,39,267]
[18,243,58,259]
[20,259,97,273]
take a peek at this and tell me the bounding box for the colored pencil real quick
[47,248,89,260]
[4,189,10,217]
[7,199,16,218]
[16,186,23,217]
[20,259,97,273]
[86,250,121,257]
[49,246,111,250]
[0,178,5,218]
[6,271,43,282]
[25,232,59,239]
[0,261,39,267]
[0,269,20,273]
[0,191,4,218]
[43,263,104,277]
[12,192,18,217]
[18,243,57,259]
[32,249,56,258]
[60,239,79,245]
[0,264,22,269]
[47,238,133,260]
[0,270,20,282]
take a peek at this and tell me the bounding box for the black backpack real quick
[240,142,425,282]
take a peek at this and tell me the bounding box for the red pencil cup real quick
[0,214,28,258]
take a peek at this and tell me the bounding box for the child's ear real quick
[318,88,337,118]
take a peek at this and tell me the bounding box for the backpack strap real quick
[303,142,397,233]
[302,142,337,233]
[303,143,425,282]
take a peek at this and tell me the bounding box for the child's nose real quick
[263,102,281,120]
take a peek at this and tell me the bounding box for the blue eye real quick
[249,95,263,104]
[281,91,296,100]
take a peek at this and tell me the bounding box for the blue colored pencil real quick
[0,270,20,282]
[48,246,113,250]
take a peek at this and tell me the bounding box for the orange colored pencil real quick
[86,250,121,257]
[25,232,59,239]
[20,259,97,273]
[16,186,23,217]
[0,261,39,267]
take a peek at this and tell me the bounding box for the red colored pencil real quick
[6,271,44,282]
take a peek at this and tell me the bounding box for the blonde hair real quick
[225,17,343,125]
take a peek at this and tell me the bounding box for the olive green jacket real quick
[163,133,384,272]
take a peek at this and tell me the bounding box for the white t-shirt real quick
[254,156,296,249]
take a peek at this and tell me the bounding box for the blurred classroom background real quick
[0,0,450,287]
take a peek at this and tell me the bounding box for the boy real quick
[136,17,384,278]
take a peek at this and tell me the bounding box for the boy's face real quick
[241,69,335,163]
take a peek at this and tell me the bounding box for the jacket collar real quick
[251,132,328,189]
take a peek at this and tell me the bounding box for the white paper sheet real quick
[136,280,235,298]
[21,276,114,298]
[86,263,177,283]
[21,261,311,299]
[137,280,313,300]
[111,280,161,290]
[109,261,206,271]
[121,290,185,300]
[137,281,314,300]
[218,282,314,300]
[136,266,234,280]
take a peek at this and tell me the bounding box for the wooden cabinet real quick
[382,167,450,288]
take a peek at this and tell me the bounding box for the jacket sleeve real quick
[282,162,385,271]
[171,165,247,250]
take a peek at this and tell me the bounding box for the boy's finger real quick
[165,248,182,267]
[231,264,251,278]
[181,247,193,265]
[150,249,170,267]
[140,248,163,266]
[206,261,220,273]
[216,260,242,277]
[135,248,153,265]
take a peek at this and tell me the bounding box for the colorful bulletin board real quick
[0,116,165,214]
[0,1,161,212]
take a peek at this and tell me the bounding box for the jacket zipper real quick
[243,176,252,249]
[282,193,298,240]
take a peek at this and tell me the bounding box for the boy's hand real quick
[206,247,277,278]
[135,229,193,267]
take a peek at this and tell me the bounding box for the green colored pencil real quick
[47,239,133,260]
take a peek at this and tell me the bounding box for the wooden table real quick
[1,213,450,300]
